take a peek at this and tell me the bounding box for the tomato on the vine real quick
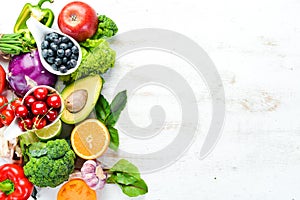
[0,96,8,112]
[1,109,15,126]
[0,65,6,94]
[10,97,23,110]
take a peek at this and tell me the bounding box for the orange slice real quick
[71,119,110,159]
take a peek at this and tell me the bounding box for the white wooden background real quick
[1,0,300,199]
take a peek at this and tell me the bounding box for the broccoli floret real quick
[23,139,76,188]
[93,15,118,39]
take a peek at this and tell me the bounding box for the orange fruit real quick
[71,119,110,159]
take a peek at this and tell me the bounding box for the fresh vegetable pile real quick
[0,1,148,199]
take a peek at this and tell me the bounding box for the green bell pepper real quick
[13,0,55,45]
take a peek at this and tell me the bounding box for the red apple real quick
[58,1,99,42]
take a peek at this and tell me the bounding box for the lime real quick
[35,119,62,140]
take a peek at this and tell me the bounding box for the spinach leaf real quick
[120,179,148,197]
[95,94,111,123]
[106,90,127,126]
[107,159,148,197]
[109,159,141,179]
[95,91,127,150]
[107,126,119,151]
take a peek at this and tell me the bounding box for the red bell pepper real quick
[0,164,33,200]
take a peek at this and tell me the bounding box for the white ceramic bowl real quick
[3,85,64,140]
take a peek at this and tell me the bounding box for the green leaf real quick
[95,95,111,122]
[106,90,127,126]
[109,159,140,180]
[119,179,148,197]
[106,176,116,184]
[107,126,119,151]
[114,172,138,185]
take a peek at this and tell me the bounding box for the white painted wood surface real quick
[1,0,300,199]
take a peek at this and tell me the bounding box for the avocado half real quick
[61,75,102,124]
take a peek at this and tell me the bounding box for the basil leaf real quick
[109,159,141,180]
[119,179,148,197]
[106,176,116,184]
[95,94,111,122]
[106,90,127,126]
[107,126,119,151]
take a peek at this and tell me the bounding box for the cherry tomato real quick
[10,98,23,110]
[46,94,61,109]
[18,118,33,131]
[31,101,48,115]
[1,109,15,126]
[33,87,48,100]
[33,116,47,129]
[0,96,8,112]
[15,105,29,118]
[24,95,36,108]
[46,109,58,122]
[0,65,6,94]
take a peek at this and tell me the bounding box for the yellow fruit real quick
[71,119,110,159]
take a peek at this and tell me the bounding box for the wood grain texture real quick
[1,0,300,199]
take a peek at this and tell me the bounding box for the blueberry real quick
[42,49,48,58]
[49,32,59,41]
[55,58,62,66]
[67,42,73,48]
[61,36,70,43]
[59,65,68,73]
[64,49,72,57]
[68,59,77,69]
[71,46,79,54]
[50,43,58,51]
[62,57,68,64]
[70,53,78,60]
[59,43,68,50]
[47,57,55,64]
[57,49,64,58]
[47,49,54,57]
[51,64,58,71]
[41,41,49,49]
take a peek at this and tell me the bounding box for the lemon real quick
[35,119,62,140]
[71,119,110,159]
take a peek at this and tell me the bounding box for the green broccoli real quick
[60,39,116,83]
[23,139,76,188]
[92,15,118,39]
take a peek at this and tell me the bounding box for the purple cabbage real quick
[7,49,57,97]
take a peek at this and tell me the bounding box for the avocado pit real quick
[65,89,88,113]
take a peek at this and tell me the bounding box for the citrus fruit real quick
[71,119,110,159]
[35,119,62,140]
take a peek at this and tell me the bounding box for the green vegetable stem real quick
[0,33,33,58]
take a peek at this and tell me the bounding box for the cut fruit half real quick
[71,119,110,159]
[35,119,62,140]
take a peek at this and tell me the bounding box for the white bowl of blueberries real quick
[26,17,82,76]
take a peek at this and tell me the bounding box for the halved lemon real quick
[71,119,110,159]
